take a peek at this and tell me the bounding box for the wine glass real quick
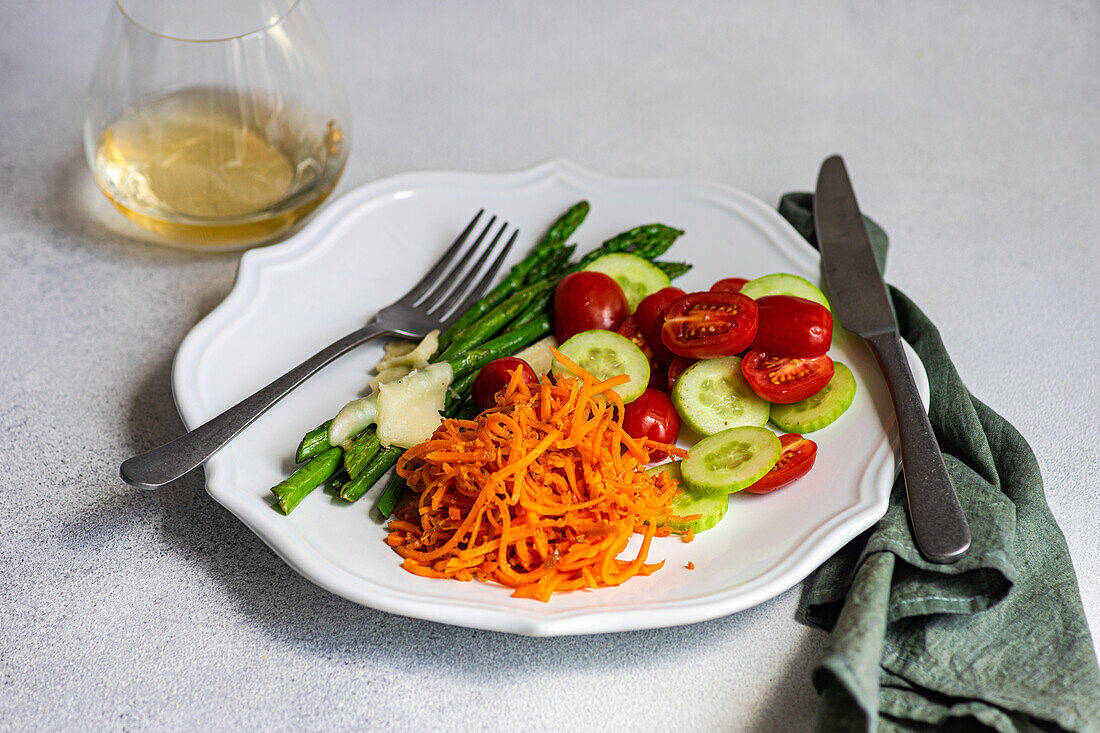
[83,0,351,250]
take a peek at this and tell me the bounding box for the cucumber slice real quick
[647,461,729,533]
[741,273,831,311]
[583,253,672,310]
[646,460,685,483]
[682,426,782,495]
[553,329,651,403]
[770,361,856,433]
[671,356,770,435]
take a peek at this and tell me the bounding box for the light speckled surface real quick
[1,1,1097,729]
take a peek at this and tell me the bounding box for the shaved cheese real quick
[369,365,414,392]
[376,362,454,448]
[329,394,379,448]
[376,330,439,372]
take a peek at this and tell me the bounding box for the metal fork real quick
[120,211,517,489]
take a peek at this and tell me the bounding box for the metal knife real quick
[813,155,971,563]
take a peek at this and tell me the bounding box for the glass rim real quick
[114,0,303,43]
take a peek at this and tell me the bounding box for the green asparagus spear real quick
[652,260,693,279]
[295,420,332,463]
[572,224,684,271]
[540,201,590,251]
[512,290,553,328]
[630,230,683,261]
[445,370,479,412]
[374,472,407,519]
[523,244,576,286]
[271,446,343,514]
[436,280,551,362]
[344,427,382,479]
[446,315,552,380]
[329,469,350,492]
[339,445,402,502]
[455,395,481,421]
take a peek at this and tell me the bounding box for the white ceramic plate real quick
[173,159,929,637]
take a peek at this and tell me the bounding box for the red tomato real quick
[633,287,686,364]
[710,277,749,293]
[660,292,759,359]
[750,295,833,358]
[745,433,817,494]
[740,350,834,403]
[665,356,694,393]
[616,316,662,388]
[552,271,630,342]
[622,389,681,462]
[472,357,539,410]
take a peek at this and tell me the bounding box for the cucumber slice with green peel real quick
[583,253,672,310]
[646,460,685,483]
[666,485,731,533]
[553,329,651,403]
[647,461,729,533]
[770,361,856,433]
[741,273,831,311]
[672,356,770,435]
[682,426,782,495]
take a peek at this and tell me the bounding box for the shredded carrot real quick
[387,349,690,601]
[686,561,695,570]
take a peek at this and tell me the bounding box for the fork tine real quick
[400,210,485,306]
[428,220,514,319]
[409,215,496,307]
[437,228,519,324]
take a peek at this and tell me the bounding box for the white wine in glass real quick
[84,0,350,249]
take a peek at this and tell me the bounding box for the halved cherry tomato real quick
[633,287,686,364]
[740,350,834,404]
[616,315,661,388]
[472,357,539,410]
[710,277,748,294]
[552,271,630,343]
[751,295,833,358]
[622,389,681,462]
[665,356,694,393]
[660,291,759,359]
[745,433,817,493]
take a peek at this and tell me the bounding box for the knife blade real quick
[814,155,971,563]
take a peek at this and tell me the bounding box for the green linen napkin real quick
[777,193,1100,733]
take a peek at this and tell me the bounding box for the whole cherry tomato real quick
[472,357,539,410]
[750,295,833,358]
[552,271,629,343]
[660,291,759,359]
[745,433,817,493]
[740,350,834,403]
[622,389,681,462]
[665,356,694,393]
[710,277,749,294]
[633,287,686,365]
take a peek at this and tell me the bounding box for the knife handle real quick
[865,332,971,563]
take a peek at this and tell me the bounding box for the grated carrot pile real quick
[386,348,689,602]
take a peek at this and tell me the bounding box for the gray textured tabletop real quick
[2,1,1098,730]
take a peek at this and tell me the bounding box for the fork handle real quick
[121,322,392,489]
[866,331,971,563]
